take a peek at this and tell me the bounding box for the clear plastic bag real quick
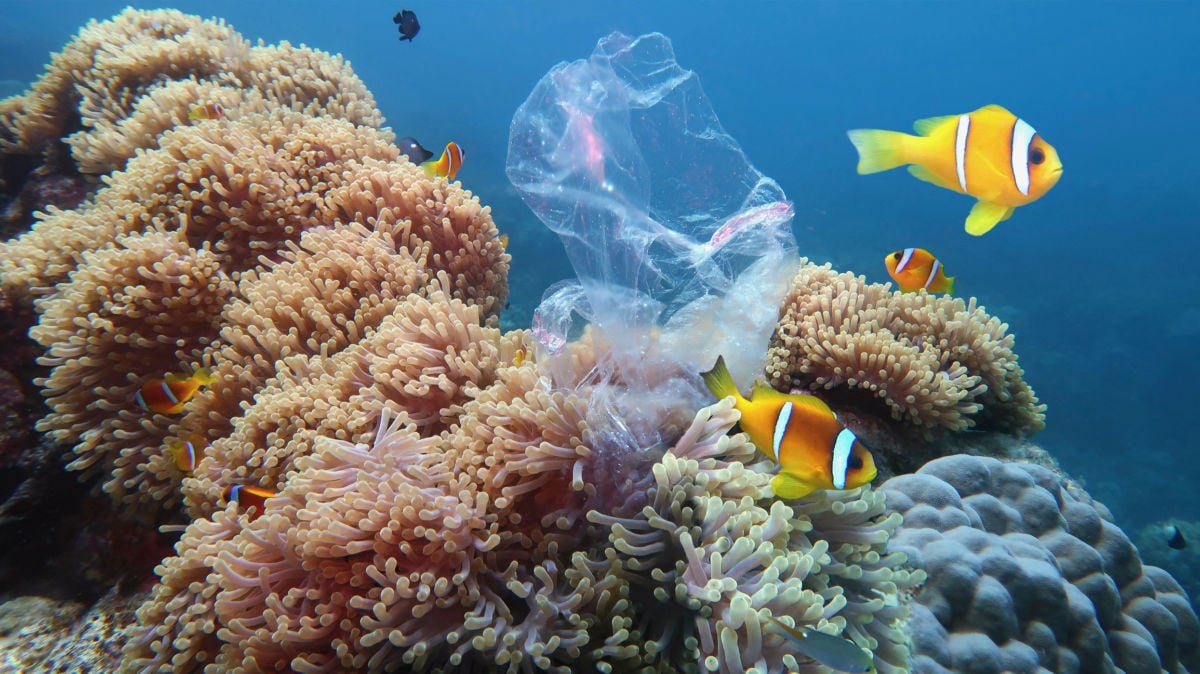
[508,31,798,458]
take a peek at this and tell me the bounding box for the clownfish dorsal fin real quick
[751,383,835,415]
[911,114,958,136]
[974,103,1013,117]
[750,382,788,399]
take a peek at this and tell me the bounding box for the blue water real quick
[2,1,1197,532]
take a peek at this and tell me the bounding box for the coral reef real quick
[0,8,383,245]
[767,259,1045,437]
[0,8,380,173]
[0,10,507,515]
[15,121,505,513]
[124,379,920,672]
[6,10,1194,674]
[587,397,922,674]
[883,455,1200,673]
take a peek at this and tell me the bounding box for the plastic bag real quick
[507,31,798,459]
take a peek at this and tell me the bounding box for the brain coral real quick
[882,455,1200,673]
[767,259,1045,436]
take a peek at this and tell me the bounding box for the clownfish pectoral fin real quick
[772,471,819,500]
[911,114,958,136]
[906,164,955,191]
[964,201,1013,236]
[846,129,911,174]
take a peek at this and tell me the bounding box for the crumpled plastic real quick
[507,31,798,458]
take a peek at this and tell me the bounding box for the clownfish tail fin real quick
[701,356,740,403]
[847,129,911,174]
[945,276,956,294]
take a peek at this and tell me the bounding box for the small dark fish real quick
[396,136,433,163]
[1168,524,1187,550]
[393,9,420,41]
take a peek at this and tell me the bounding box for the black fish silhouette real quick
[1168,524,1187,550]
[394,9,420,42]
[396,136,433,163]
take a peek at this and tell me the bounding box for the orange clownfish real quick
[848,104,1062,236]
[188,102,224,121]
[422,142,465,181]
[884,247,955,294]
[135,367,215,414]
[701,356,877,499]
[166,438,200,473]
[224,484,277,518]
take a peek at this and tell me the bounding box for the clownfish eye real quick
[849,455,863,470]
[891,251,902,260]
[1029,147,1045,165]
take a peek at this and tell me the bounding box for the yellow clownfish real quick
[166,438,201,473]
[701,356,877,499]
[188,102,224,121]
[848,104,1062,236]
[422,141,465,181]
[135,367,215,414]
[884,247,955,294]
[223,484,278,519]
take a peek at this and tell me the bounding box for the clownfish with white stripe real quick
[422,141,465,181]
[166,437,200,473]
[884,247,955,294]
[701,356,877,500]
[223,483,278,519]
[135,367,215,415]
[848,104,1062,236]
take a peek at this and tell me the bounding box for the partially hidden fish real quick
[1167,524,1187,550]
[397,136,434,163]
[769,617,875,673]
[135,367,215,414]
[224,484,277,519]
[167,438,200,473]
[188,102,223,121]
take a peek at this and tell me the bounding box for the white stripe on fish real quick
[954,114,971,192]
[1010,117,1036,196]
[773,401,793,461]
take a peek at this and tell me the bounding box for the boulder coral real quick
[883,455,1200,673]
